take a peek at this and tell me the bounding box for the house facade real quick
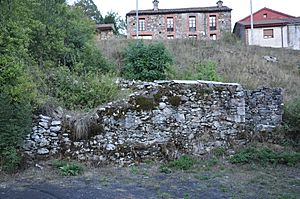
[126,0,232,40]
[233,8,300,50]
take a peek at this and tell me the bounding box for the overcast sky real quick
[69,0,299,26]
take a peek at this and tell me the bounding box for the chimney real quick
[216,0,223,8]
[153,0,159,11]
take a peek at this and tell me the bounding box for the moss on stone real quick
[135,96,157,111]
[169,96,181,107]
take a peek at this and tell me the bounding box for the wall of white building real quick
[247,26,288,48]
[288,24,300,50]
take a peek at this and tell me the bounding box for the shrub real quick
[47,68,124,110]
[283,98,300,140]
[0,147,23,173]
[167,60,222,81]
[0,93,32,172]
[122,41,173,81]
[229,145,300,166]
[160,155,196,173]
[52,160,84,176]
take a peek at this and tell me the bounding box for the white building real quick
[233,8,300,50]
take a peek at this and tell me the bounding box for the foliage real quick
[167,60,222,81]
[102,11,126,35]
[122,41,173,81]
[0,94,32,172]
[0,147,23,173]
[47,69,122,110]
[213,147,226,157]
[283,99,300,139]
[160,155,196,173]
[220,32,241,45]
[52,160,84,176]
[75,0,102,23]
[229,146,300,166]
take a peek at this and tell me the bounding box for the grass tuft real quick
[52,160,84,176]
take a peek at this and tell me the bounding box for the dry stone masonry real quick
[23,80,283,165]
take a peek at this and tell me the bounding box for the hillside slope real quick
[98,39,300,102]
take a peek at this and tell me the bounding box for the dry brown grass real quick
[98,39,300,102]
[63,110,100,140]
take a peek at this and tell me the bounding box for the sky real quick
[69,0,299,28]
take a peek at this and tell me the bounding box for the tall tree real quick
[103,11,126,35]
[75,0,102,23]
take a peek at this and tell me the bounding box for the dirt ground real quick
[0,158,299,199]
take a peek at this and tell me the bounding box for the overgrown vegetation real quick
[52,160,84,176]
[99,39,300,102]
[0,94,32,173]
[167,60,222,81]
[230,145,300,166]
[283,99,300,142]
[160,155,196,173]
[0,0,123,172]
[122,41,173,81]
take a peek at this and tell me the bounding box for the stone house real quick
[233,8,300,50]
[126,0,232,40]
[96,24,115,40]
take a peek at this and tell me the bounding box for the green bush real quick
[0,147,23,173]
[122,41,173,81]
[160,155,196,173]
[47,68,124,110]
[167,60,222,81]
[52,160,84,176]
[229,146,300,166]
[0,93,32,172]
[283,99,300,139]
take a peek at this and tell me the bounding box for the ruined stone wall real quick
[23,80,283,165]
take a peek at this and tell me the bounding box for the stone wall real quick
[23,80,283,165]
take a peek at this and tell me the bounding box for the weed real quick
[183,193,190,199]
[135,96,157,111]
[277,194,297,199]
[195,175,210,181]
[205,157,219,167]
[129,166,139,175]
[168,96,181,107]
[52,160,84,176]
[160,155,196,173]
[213,147,226,157]
[157,191,173,199]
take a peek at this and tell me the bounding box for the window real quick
[209,15,217,31]
[134,35,152,39]
[263,14,267,18]
[138,18,145,31]
[167,17,174,32]
[167,35,174,39]
[210,34,217,40]
[189,34,197,39]
[189,16,196,32]
[263,29,274,38]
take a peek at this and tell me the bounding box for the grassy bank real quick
[98,39,300,102]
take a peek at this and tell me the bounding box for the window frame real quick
[209,15,217,31]
[189,16,196,32]
[138,18,146,31]
[263,29,274,39]
[167,17,174,32]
